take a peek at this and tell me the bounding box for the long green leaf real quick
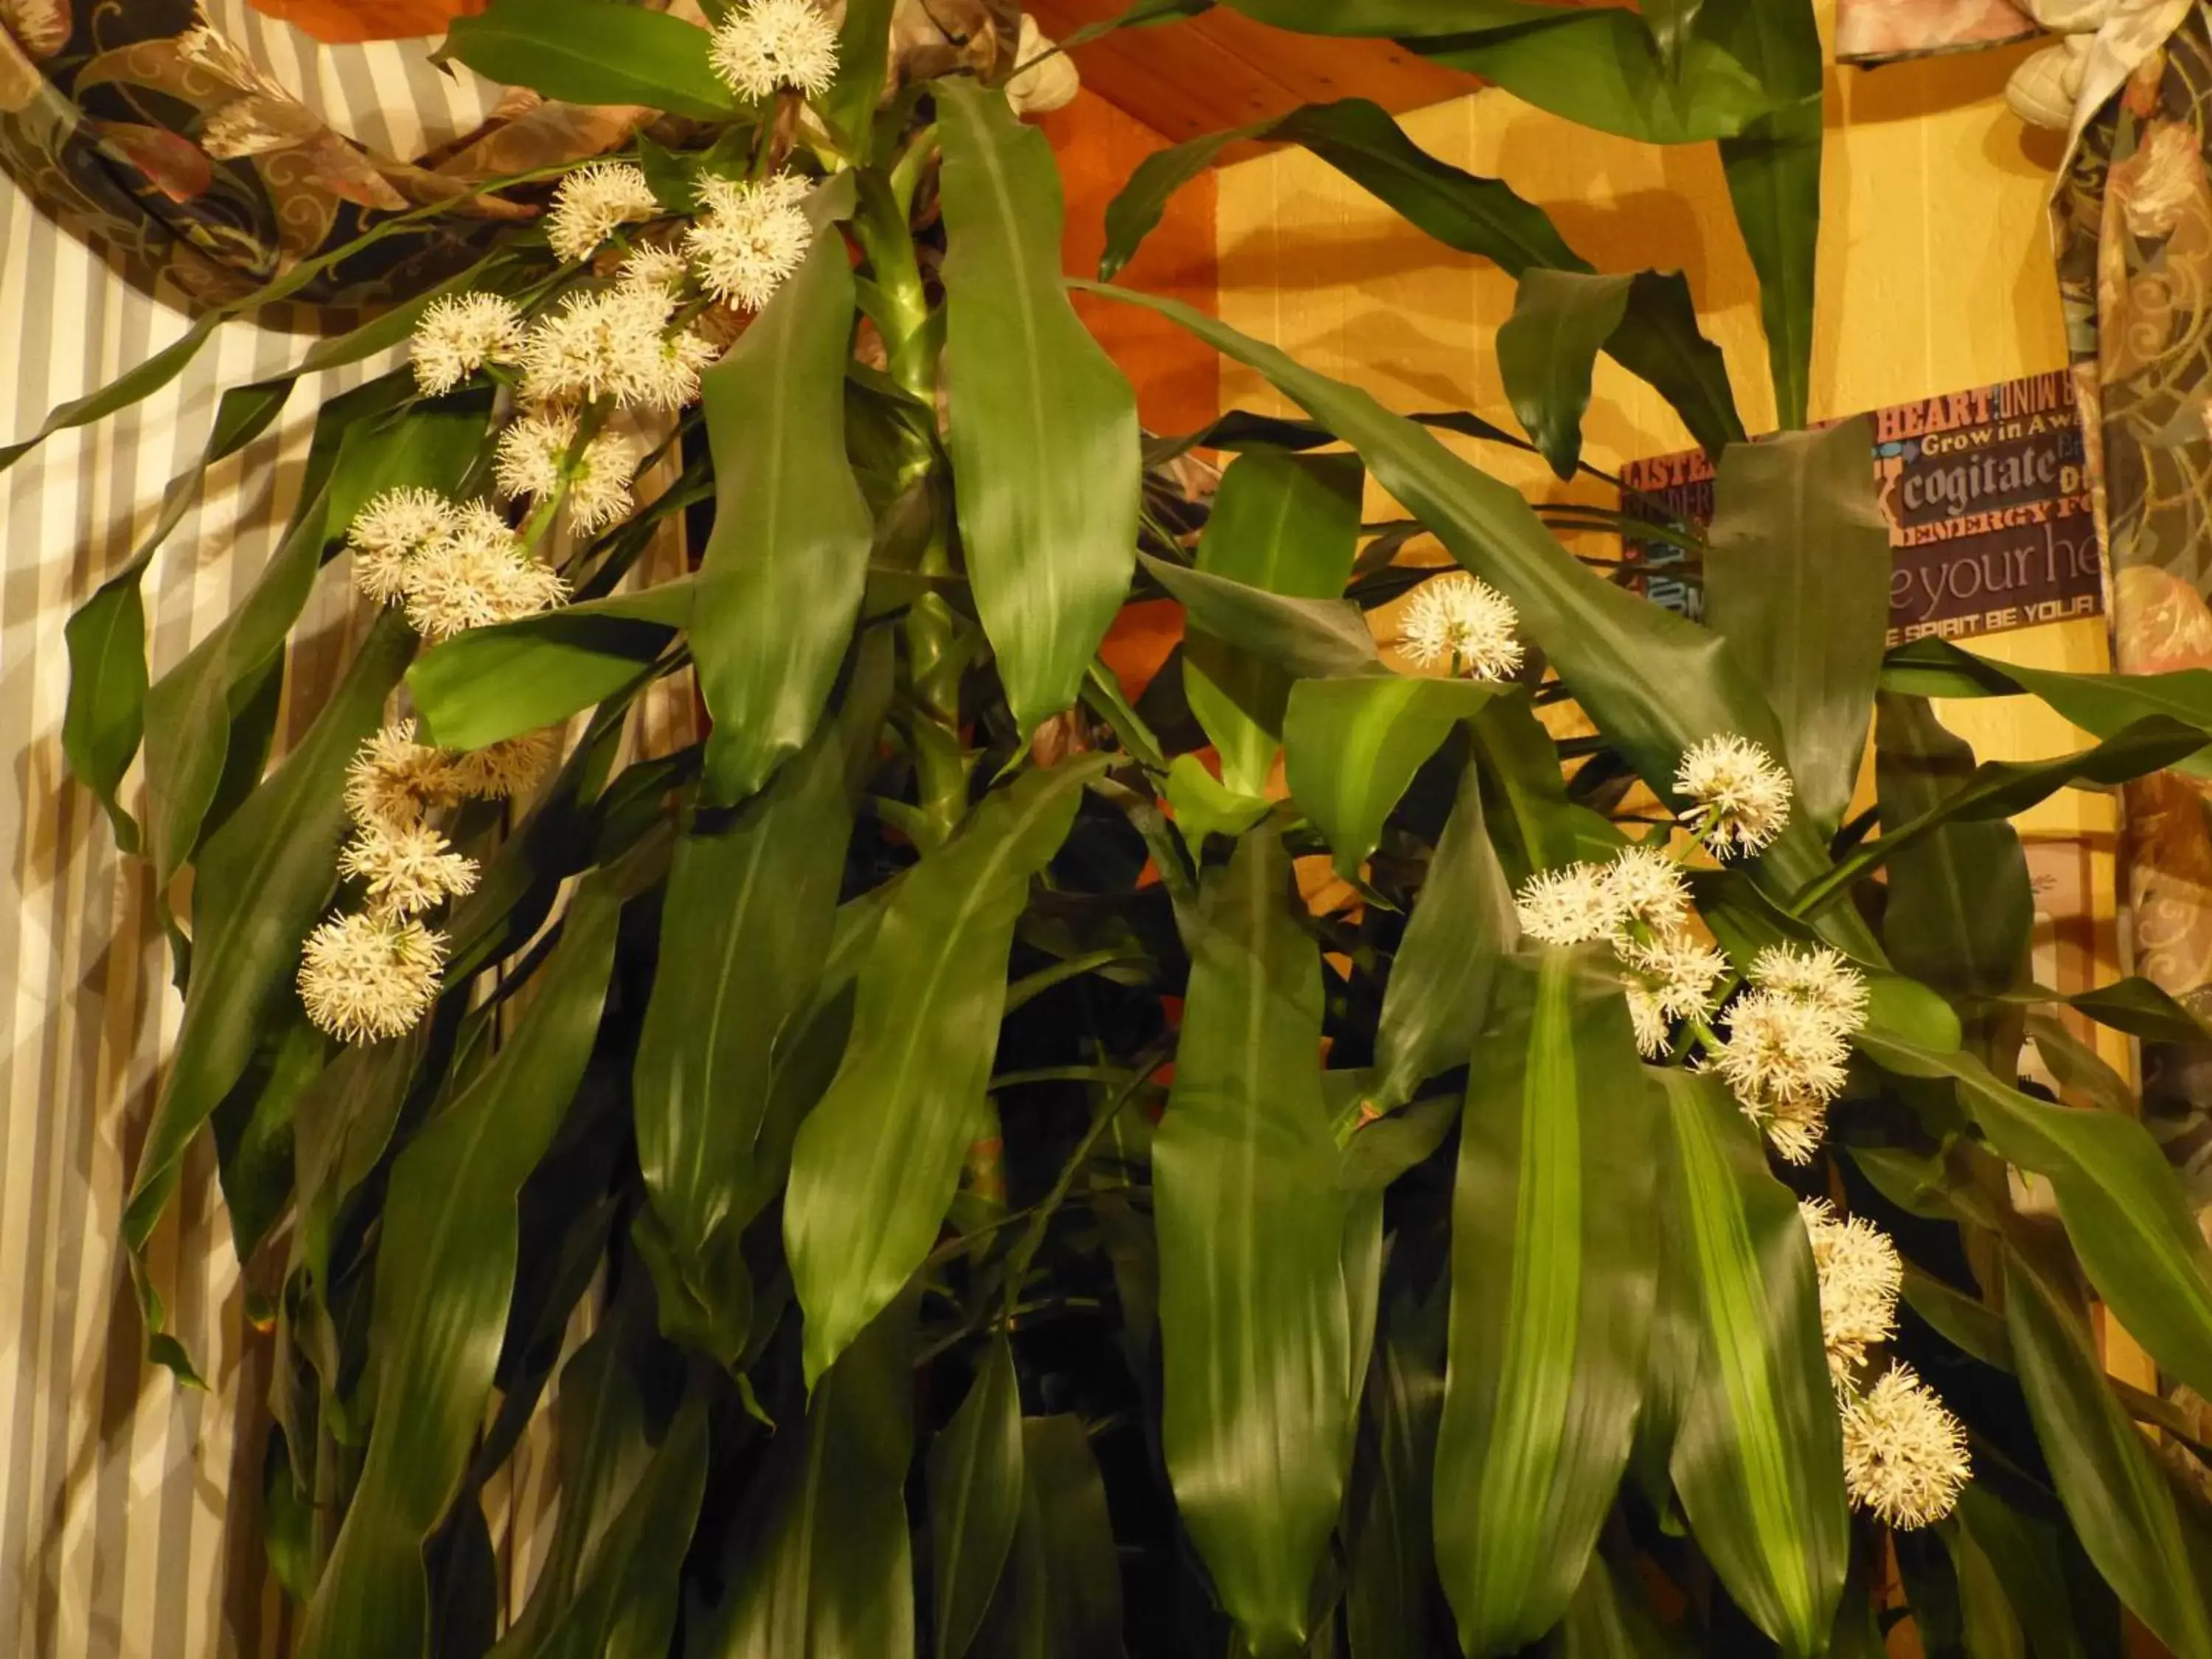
[1601,269,1746,461]
[2003,1244,2212,1659]
[1704,419,1888,836]
[633,723,853,1366]
[1653,1068,1847,1654]
[1343,1288,1448,1659]
[1283,675,1498,879]
[994,1415,1127,1659]
[1155,827,1353,1658]
[297,874,625,1659]
[1496,271,1632,479]
[929,1340,1025,1659]
[785,757,1103,1384]
[1140,552,1378,679]
[694,236,873,805]
[1185,448,1363,795]
[1433,950,1656,1654]
[816,0,896,156]
[439,0,741,120]
[939,78,1140,735]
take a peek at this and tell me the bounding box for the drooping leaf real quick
[408,579,693,754]
[1704,420,1889,836]
[693,235,874,805]
[1496,270,1632,479]
[297,873,625,1659]
[1284,674,1500,880]
[1601,268,1746,462]
[1433,950,1657,1654]
[1652,1068,1848,1654]
[1164,754,1270,849]
[2002,1243,2212,1659]
[1155,826,1354,1658]
[208,1013,327,1263]
[2006,975,2212,1046]
[633,721,854,1366]
[785,756,1104,1383]
[1139,553,1379,680]
[938,77,1141,735]
[1184,448,1363,795]
[928,1340,1025,1659]
[439,0,742,120]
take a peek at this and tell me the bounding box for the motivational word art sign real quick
[1619,370,2101,647]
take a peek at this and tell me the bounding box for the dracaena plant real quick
[44,0,2212,1655]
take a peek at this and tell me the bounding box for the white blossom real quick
[1395,571,1523,681]
[337,818,479,921]
[409,292,524,396]
[346,487,457,605]
[1801,1197,1904,1385]
[519,283,702,409]
[708,0,840,100]
[493,410,642,535]
[546,161,661,264]
[1840,1365,1970,1529]
[1751,943,1871,1030]
[1674,733,1793,858]
[685,173,814,311]
[1513,863,1625,947]
[344,720,465,830]
[1711,987,1851,1164]
[448,729,561,801]
[299,911,446,1043]
[401,502,567,641]
[1602,842,1691,938]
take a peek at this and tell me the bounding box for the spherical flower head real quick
[634,325,723,411]
[1396,571,1523,681]
[1616,928,1728,1055]
[338,819,479,921]
[492,411,640,533]
[493,408,574,502]
[1714,986,1851,1161]
[1800,1198,1904,1384]
[299,911,447,1043]
[410,292,525,397]
[685,173,815,312]
[546,161,661,264]
[1514,862,1627,947]
[1840,1365,1969,1529]
[1752,943,1871,1033]
[1602,843,1691,939]
[709,0,841,99]
[402,505,568,641]
[344,719,465,830]
[1674,733,1793,858]
[347,487,457,606]
[1626,984,1671,1058]
[618,244,692,296]
[448,728,560,801]
[519,285,684,408]
[1761,1094,1832,1166]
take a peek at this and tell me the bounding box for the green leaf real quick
[694,236,874,805]
[817,0,897,155]
[1470,692,1624,877]
[1713,0,1823,428]
[1652,1068,1847,1654]
[2013,975,2212,1045]
[1343,1289,1447,1659]
[785,756,1103,1384]
[297,873,625,1659]
[2002,1243,2212,1659]
[985,1415,1128,1659]
[408,580,692,753]
[1496,271,1632,479]
[1433,950,1656,1653]
[1954,1481,2116,1659]
[1368,757,1517,1116]
[1601,270,1747,462]
[1081,283,1865,950]
[1283,674,1500,879]
[1857,1032,2212,1408]
[124,613,417,1364]
[938,78,1141,735]
[633,722,853,1366]
[1704,420,1889,836]
[1139,553,1379,680]
[1164,754,1270,849]
[439,0,741,121]
[1185,448,1363,795]
[1155,827,1354,1658]
[209,1014,326,1262]
[928,1340,1025,1659]
[1549,1549,1685,1658]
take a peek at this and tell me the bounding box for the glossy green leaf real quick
[1433,950,1656,1655]
[694,235,874,805]
[1704,419,1889,836]
[634,722,853,1366]
[1139,553,1378,680]
[2002,1244,2212,1659]
[703,1292,919,1657]
[1185,448,1363,795]
[1284,675,1498,879]
[1343,1289,1447,1659]
[1652,1068,1847,1654]
[1883,634,2212,779]
[1550,1548,1683,1658]
[408,579,692,754]
[1857,1031,2212,1406]
[1469,693,1624,878]
[2009,975,2212,1045]
[124,613,417,1364]
[1164,754,1270,848]
[1496,271,1632,479]
[939,78,1140,734]
[817,0,896,154]
[1155,827,1353,1658]
[209,1014,326,1262]
[439,0,741,120]
[297,873,624,1659]
[1368,757,1516,1116]
[929,1340,1025,1659]
[785,757,1103,1384]
[992,1415,1127,1659]
[1601,269,1747,462]
[1954,1482,2115,1659]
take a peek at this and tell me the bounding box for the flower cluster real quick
[299,719,558,1045]
[709,0,841,100]
[546,161,661,265]
[1711,945,1868,1164]
[411,293,525,396]
[686,173,814,312]
[494,411,643,536]
[344,490,568,643]
[1675,733,1793,858]
[1799,1197,1902,1383]
[1396,571,1523,681]
[519,282,721,411]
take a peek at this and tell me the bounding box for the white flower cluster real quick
[410,293,525,397]
[709,0,841,100]
[546,161,661,265]
[1396,571,1523,681]
[1711,945,1868,1164]
[344,490,568,643]
[1799,1197,1903,1384]
[1675,733,1793,859]
[299,719,558,1045]
[685,173,815,313]
[494,411,644,536]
